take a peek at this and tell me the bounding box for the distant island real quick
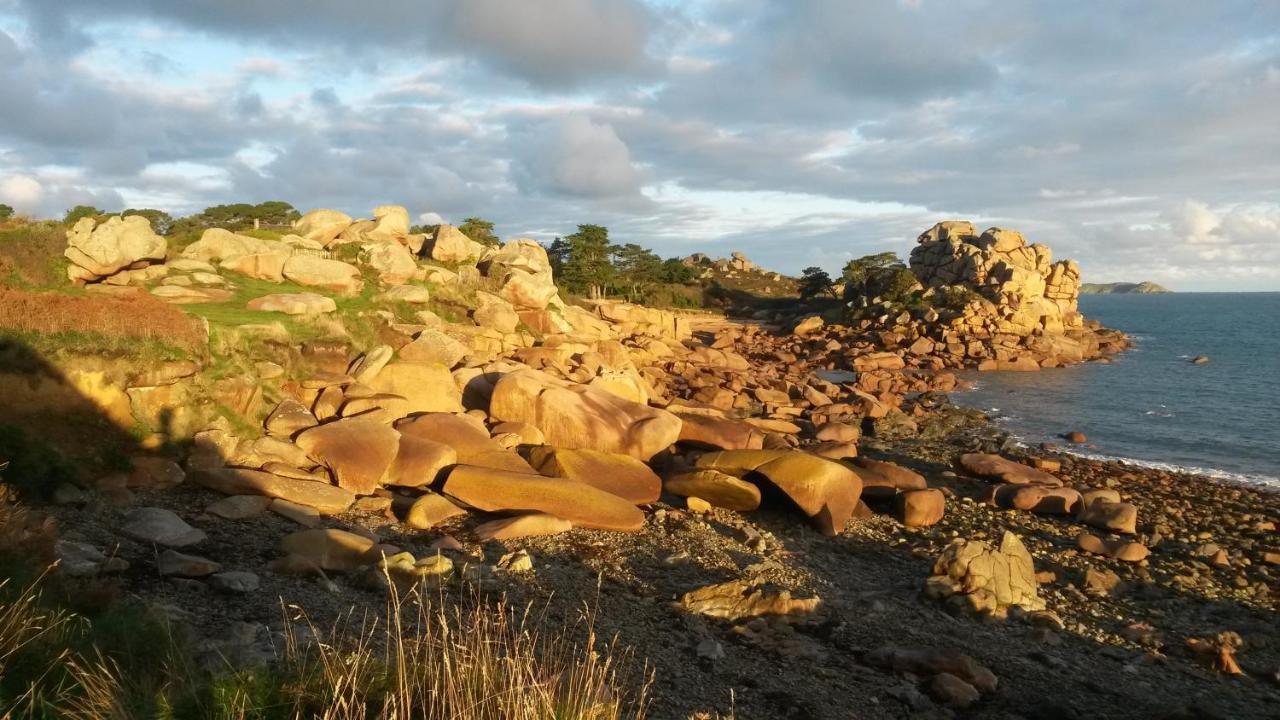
[1079,281,1171,294]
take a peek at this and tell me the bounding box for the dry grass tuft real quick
[248,581,650,720]
[0,287,206,351]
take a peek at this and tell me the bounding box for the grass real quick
[0,502,650,718]
[0,287,206,356]
[0,222,71,289]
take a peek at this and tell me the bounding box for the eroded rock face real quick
[910,221,1082,335]
[293,209,353,246]
[489,369,681,461]
[429,224,484,263]
[442,465,645,532]
[65,215,167,284]
[926,531,1044,615]
[695,450,862,536]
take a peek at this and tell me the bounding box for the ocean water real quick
[954,293,1280,487]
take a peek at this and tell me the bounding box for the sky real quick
[0,1,1277,291]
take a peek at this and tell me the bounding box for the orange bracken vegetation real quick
[0,288,205,350]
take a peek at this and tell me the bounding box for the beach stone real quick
[489,369,681,460]
[1084,566,1121,596]
[1077,532,1150,562]
[475,513,574,541]
[396,413,532,473]
[695,450,861,536]
[205,495,271,520]
[929,673,981,709]
[959,453,1062,486]
[490,421,545,446]
[264,399,319,437]
[852,458,927,499]
[1081,500,1138,534]
[274,528,376,573]
[209,571,260,593]
[405,493,467,530]
[815,422,861,443]
[119,507,206,547]
[896,488,946,527]
[812,441,859,460]
[366,361,464,415]
[992,485,1083,515]
[384,435,456,488]
[158,549,221,577]
[663,470,762,512]
[529,447,661,504]
[926,531,1044,614]
[686,496,712,513]
[247,293,336,315]
[865,645,997,694]
[443,465,645,532]
[679,580,820,621]
[1081,488,1122,508]
[668,409,765,450]
[190,467,355,515]
[1064,431,1087,443]
[270,498,321,527]
[55,540,129,577]
[295,418,400,495]
[398,330,469,367]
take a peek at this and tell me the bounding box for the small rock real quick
[209,571,260,593]
[497,549,534,573]
[928,672,980,709]
[120,507,206,547]
[158,550,222,578]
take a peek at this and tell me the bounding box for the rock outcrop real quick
[65,215,167,285]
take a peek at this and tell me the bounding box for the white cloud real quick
[0,174,43,212]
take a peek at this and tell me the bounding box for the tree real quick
[458,217,499,247]
[840,252,913,302]
[177,201,301,231]
[659,257,696,284]
[612,243,663,301]
[63,205,104,225]
[121,208,174,234]
[798,266,836,300]
[554,224,616,298]
[0,204,12,220]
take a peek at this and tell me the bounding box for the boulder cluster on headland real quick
[1,209,1275,718]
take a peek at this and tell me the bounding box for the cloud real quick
[0,1,1277,289]
[514,115,647,200]
[13,0,663,89]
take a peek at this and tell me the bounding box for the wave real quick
[997,435,1280,490]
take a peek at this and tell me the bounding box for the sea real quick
[953,292,1280,488]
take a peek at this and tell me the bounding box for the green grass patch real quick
[0,329,194,364]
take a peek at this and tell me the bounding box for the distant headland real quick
[1079,281,1171,294]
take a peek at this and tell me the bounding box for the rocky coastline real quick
[1,210,1275,718]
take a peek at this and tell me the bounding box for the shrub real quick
[0,288,205,353]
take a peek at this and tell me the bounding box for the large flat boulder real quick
[695,450,862,536]
[668,407,765,450]
[959,453,1062,487]
[489,369,681,460]
[282,255,363,295]
[529,447,661,504]
[191,467,355,515]
[443,465,645,532]
[385,434,456,488]
[247,292,336,315]
[852,458,927,499]
[295,418,400,495]
[664,470,761,511]
[293,209,353,246]
[396,413,533,472]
